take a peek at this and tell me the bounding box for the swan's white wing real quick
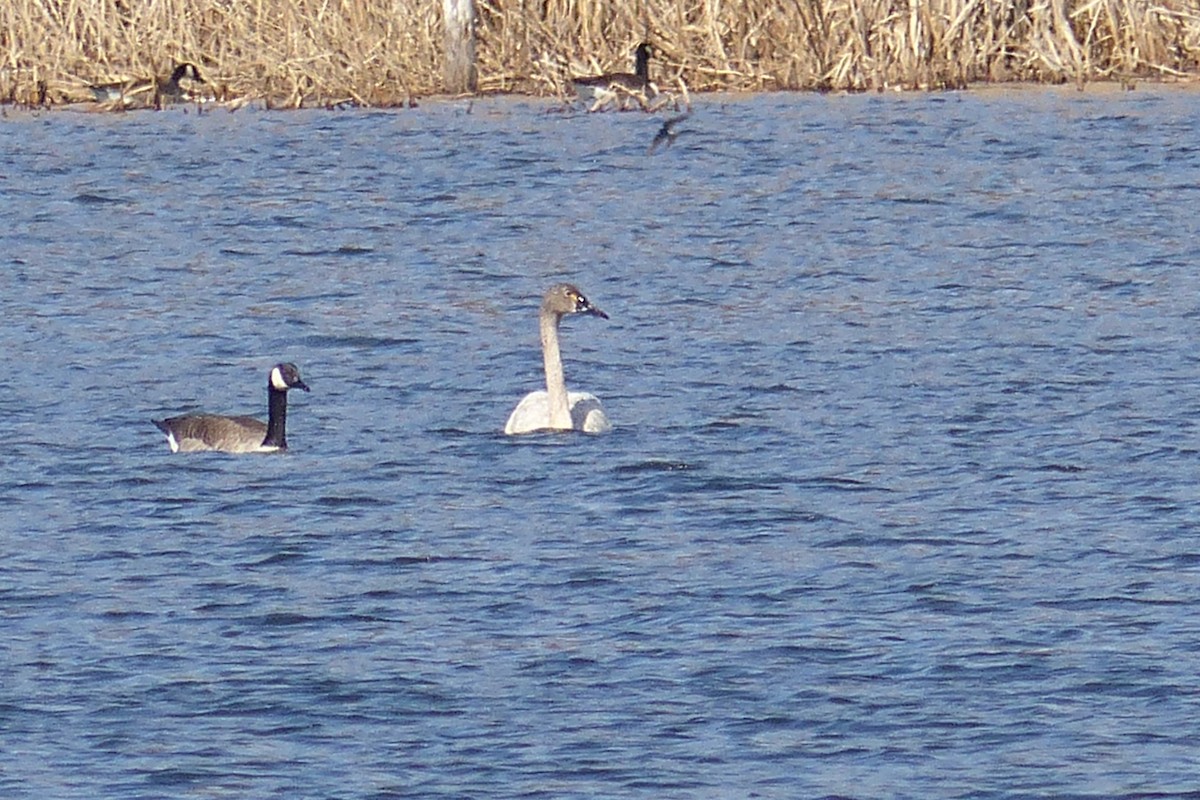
[569,392,612,434]
[505,391,550,435]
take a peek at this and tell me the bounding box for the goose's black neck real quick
[262,384,290,449]
[635,47,651,82]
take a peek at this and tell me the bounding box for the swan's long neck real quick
[263,384,289,448]
[540,308,573,429]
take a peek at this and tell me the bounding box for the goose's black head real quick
[171,62,205,84]
[269,362,310,392]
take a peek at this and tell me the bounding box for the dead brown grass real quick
[2,0,1199,108]
[0,0,442,107]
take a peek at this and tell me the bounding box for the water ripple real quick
[3,90,1200,799]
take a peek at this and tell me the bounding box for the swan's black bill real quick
[579,298,608,319]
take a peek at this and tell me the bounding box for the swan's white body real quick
[506,390,611,435]
[505,284,612,435]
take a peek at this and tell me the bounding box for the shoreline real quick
[6,75,1200,116]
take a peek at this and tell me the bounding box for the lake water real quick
[3,87,1200,798]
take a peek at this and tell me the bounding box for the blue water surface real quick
[2,86,1200,798]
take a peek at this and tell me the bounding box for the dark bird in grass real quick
[90,62,206,106]
[572,42,653,104]
[648,113,690,154]
[154,62,206,106]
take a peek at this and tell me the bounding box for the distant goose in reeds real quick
[89,62,205,106]
[648,113,690,154]
[154,363,310,453]
[154,62,206,105]
[505,284,612,435]
[572,43,653,108]
[89,75,152,104]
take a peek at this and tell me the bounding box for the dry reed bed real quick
[2,0,1200,108]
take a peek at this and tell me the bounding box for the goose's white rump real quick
[505,284,612,435]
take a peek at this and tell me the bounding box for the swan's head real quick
[544,283,608,320]
[269,362,311,392]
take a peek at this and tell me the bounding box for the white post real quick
[443,0,477,94]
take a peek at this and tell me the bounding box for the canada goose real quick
[89,62,205,106]
[648,113,690,154]
[572,43,653,105]
[505,284,612,435]
[154,363,310,453]
[89,75,152,104]
[154,62,206,107]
